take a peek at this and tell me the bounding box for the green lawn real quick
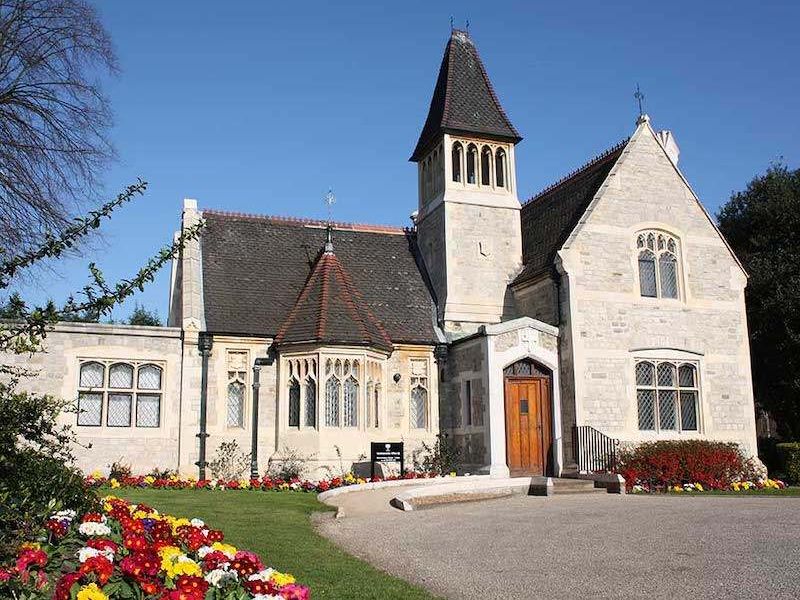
[110,488,438,600]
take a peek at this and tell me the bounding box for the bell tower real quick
[411,29,523,336]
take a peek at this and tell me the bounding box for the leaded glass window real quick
[495,148,506,188]
[503,359,550,378]
[466,144,477,184]
[288,378,300,427]
[325,375,340,427]
[77,360,164,429]
[77,392,102,426]
[304,377,316,427]
[452,142,463,183]
[636,231,681,299]
[635,360,700,433]
[481,145,492,186]
[343,376,359,427]
[410,385,428,429]
[226,351,248,428]
[79,362,104,388]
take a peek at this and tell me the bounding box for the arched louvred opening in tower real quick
[466,144,477,184]
[452,142,463,182]
[495,148,506,188]
[481,145,492,186]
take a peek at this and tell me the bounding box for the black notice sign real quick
[370,442,404,478]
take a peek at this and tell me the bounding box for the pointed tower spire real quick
[410,29,521,162]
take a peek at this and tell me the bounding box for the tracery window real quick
[636,360,699,432]
[495,148,506,188]
[366,360,382,428]
[410,359,429,429]
[637,231,680,299]
[452,142,463,183]
[77,360,163,428]
[466,144,477,184]
[481,145,492,186]
[226,350,248,428]
[286,357,318,428]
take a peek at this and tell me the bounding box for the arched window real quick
[452,142,463,182]
[227,380,245,428]
[343,376,359,427]
[466,144,477,184]
[481,145,492,186]
[325,374,340,427]
[373,384,381,428]
[109,363,133,389]
[288,377,300,427]
[79,361,104,388]
[304,377,316,427]
[495,148,506,188]
[636,231,680,299]
[410,385,428,429]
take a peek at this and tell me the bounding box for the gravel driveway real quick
[316,493,800,599]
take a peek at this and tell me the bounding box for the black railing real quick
[573,425,619,473]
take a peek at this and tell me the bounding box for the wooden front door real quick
[504,377,552,476]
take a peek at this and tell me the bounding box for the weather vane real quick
[634,83,645,117]
[324,188,336,222]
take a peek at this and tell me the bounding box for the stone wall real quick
[560,121,757,456]
[512,276,558,326]
[3,323,184,474]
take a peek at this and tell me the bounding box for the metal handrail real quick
[573,425,620,473]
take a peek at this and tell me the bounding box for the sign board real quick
[370,441,404,478]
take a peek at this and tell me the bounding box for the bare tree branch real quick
[0,0,117,255]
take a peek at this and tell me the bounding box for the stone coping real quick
[391,476,536,511]
[317,475,491,504]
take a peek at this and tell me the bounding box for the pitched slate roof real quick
[200,211,438,345]
[273,237,394,352]
[514,139,628,286]
[410,29,521,161]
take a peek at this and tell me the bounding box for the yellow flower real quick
[90,470,103,480]
[77,583,108,600]
[109,478,120,489]
[211,542,237,557]
[672,485,682,493]
[270,571,296,586]
[239,479,250,488]
[694,483,704,492]
[169,557,202,578]
[20,542,40,551]
[144,476,155,484]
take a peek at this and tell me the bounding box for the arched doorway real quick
[503,358,553,476]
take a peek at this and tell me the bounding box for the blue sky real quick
[14,0,800,320]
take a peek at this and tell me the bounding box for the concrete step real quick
[550,478,604,495]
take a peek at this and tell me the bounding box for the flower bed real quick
[631,478,787,494]
[616,439,762,492]
[0,496,310,599]
[84,471,438,494]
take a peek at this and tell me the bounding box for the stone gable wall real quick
[560,123,757,455]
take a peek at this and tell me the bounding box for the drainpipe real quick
[250,355,274,480]
[196,333,213,480]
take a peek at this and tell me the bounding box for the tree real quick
[717,162,800,438]
[0,181,204,560]
[127,303,161,326]
[0,0,117,255]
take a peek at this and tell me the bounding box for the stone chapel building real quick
[13,29,758,478]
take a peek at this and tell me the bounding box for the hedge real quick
[776,443,800,484]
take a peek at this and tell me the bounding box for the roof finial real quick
[465,18,470,33]
[450,16,454,32]
[634,83,649,124]
[324,188,336,253]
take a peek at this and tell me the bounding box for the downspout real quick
[249,356,272,479]
[196,333,213,480]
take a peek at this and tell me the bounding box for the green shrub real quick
[413,433,463,475]
[0,384,97,561]
[776,443,800,484]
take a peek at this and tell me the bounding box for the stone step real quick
[550,478,604,494]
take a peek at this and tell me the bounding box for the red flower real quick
[244,578,278,596]
[175,575,209,596]
[0,568,12,582]
[230,555,259,577]
[16,548,47,574]
[81,512,104,523]
[201,550,231,572]
[205,529,224,543]
[138,576,163,596]
[87,538,119,554]
[46,519,68,538]
[120,550,160,578]
[123,532,148,552]
[54,572,82,600]
[78,556,114,585]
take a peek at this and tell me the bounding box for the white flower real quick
[249,568,276,582]
[205,568,238,587]
[51,509,77,522]
[77,547,114,563]
[78,522,112,537]
[197,545,214,558]
[190,518,205,528]
[252,595,283,600]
